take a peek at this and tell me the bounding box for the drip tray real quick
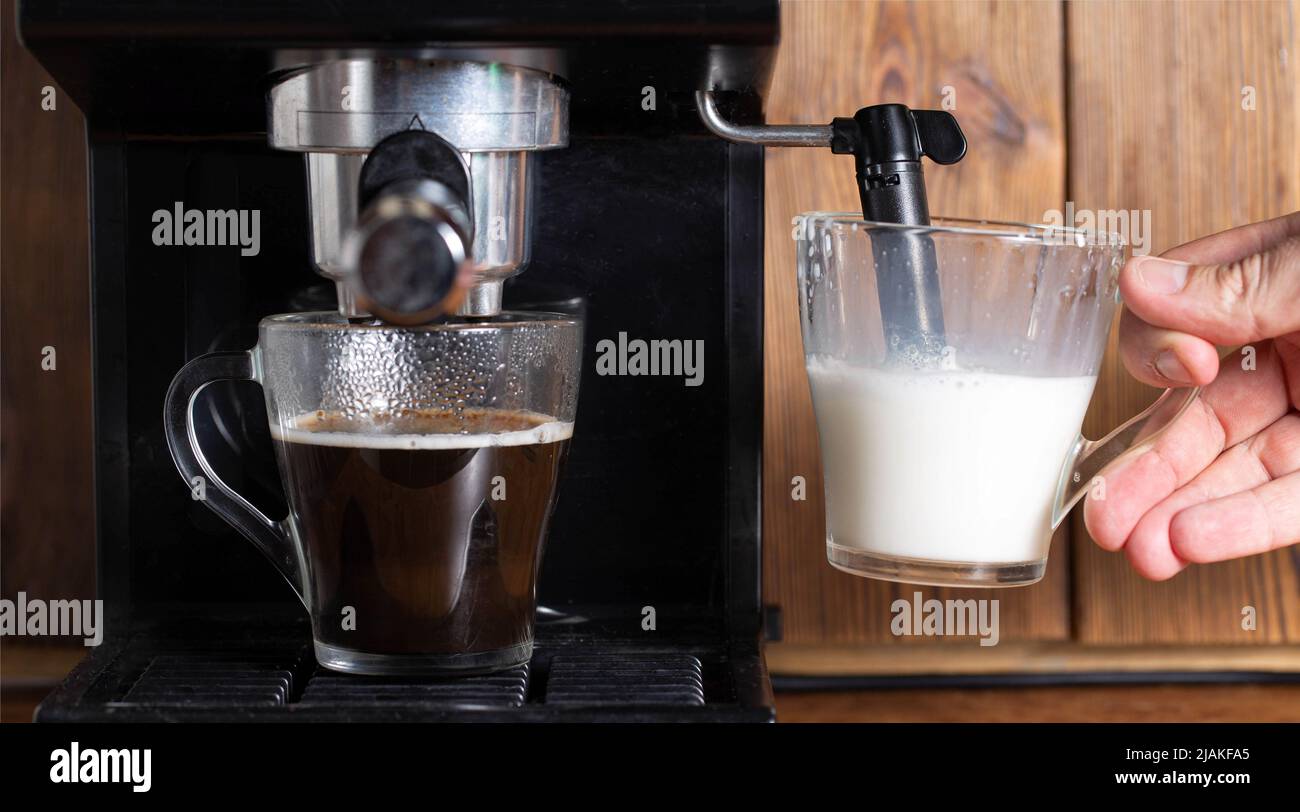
[36,617,771,722]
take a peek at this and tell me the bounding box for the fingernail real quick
[1155,349,1193,385]
[1134,256,1190,294]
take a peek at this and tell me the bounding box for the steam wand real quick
[697,92,966,364]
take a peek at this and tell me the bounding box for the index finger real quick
[1160,210,1300,264]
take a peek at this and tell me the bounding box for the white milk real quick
[806,359,1097,564]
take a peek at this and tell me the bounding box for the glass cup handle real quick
[1051,386,1201,528]
[162,349,305,604]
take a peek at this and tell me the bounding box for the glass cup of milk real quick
[795,215,1199,587]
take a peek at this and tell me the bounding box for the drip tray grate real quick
[117,653,304,707]
[545,653,705,706]
[298,665,530,709]
[105,649,710,712]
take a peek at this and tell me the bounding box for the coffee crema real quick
[270,407,572,662]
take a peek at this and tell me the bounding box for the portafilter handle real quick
[342,130,476,325]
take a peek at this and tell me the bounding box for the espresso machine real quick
[21,0,775,721]
[23,0,966,721]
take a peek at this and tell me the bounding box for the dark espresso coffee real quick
[270,407,571,664]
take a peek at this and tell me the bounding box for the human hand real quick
[1082,211,1300,579]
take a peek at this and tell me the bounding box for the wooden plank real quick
[766,641,1300,675]
[1067,0,1300,643]
[0,643,86,688]
[0,1,96,603]
[762,0,1070,643]
[775,684,1300,722]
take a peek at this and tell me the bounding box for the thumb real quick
[1120,233,1300,345]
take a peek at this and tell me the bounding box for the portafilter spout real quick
[697,91,966,365]
[343,129,476,323]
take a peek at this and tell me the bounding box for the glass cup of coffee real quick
[795,215,1199,587]
[164,312,582,674]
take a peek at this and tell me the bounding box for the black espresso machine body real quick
[22,0,775,721]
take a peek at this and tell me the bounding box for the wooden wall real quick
[1066,0,1300,645]
[0,0,95,606]
[764,0,1300,657]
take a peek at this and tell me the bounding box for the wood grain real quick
[766,641,1300,675]
[1067,0,1300,643]
[762,0,1070,644]
[775,683,1300,722]
[0,1,96,605]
